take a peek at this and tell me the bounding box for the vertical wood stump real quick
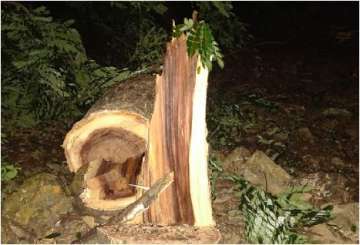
[63,35,219,242]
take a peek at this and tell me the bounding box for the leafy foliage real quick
[111,2,168,68]
[1,134,20,182]
[173,17,224,71]
[194,2,253,50]
[1,162,20,182]
[129,26,167,68]
[208,156,224,198]
[225,174,333,244]
[207,92,281,149]
[1,3,132,129]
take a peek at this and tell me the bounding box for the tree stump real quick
[63,35,219,242]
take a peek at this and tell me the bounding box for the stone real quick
[222,232,242,244]
[329,202,359,243]
[2,173,74,238]
[308,202,359,245]
[43,214,92,244]
[239,150,291,196]
[308,224,347,243]
[213,193,232,204]
[1,217,34,244]
[294,172,352,205]
[297,127,315,144]
[222,147,251,174]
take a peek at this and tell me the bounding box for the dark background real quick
[24,2,359,67]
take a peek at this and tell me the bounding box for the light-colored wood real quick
[63,75,155,212]
[189,58,215,226]
[144,35,197,225]
[63,111,148,173]
[63,35,215,228]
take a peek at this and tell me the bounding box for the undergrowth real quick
[226,174,332,244]
[208,156,333,244]
[1,3,133,131]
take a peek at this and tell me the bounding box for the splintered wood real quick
[142,35,214,226]
[63,35,215,230]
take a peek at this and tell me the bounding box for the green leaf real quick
[32,16,53,23]
[152,4,168,15]
[33,6,48,15]
[172,18,224,71]
[211,2,232,17]
[63,19,75,27]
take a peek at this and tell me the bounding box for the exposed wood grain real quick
[145,35,197,225]
[63,34,215,228]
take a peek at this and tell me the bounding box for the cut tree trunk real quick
[63,74,154,212]
[63,35,215,231]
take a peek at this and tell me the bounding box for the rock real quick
[331,157,345,168]
[239,150,291,196]
[209,150,227,163]
[322,108,352,118]
[213,193,233,204]
[307,203,358,244]
[1,217,34,244]
[41,214,92,244]
[222,232,242,244]
[2,173,74,238]
[308,224,348,244]
[227,210,243,224]
[329,202,359,243]
[294,172,352,205]
[297,127,315,144]
[228,209,242,217]
[222,147,251,174]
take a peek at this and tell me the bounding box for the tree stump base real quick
[96,224,221,244]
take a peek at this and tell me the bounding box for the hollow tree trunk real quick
[63,35,215,228]
[63,74,154,212]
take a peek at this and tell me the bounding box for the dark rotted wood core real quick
[80,128,146,167]
[80,128,146,200]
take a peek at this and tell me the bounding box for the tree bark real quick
[63,35,214,227]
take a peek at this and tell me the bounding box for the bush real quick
[194,2,253,50]
[1,3,131,130]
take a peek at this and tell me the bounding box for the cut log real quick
[63,35,215,228]
[63,75,155,211]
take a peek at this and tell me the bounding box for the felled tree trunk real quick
[63,35,215,231]
[64,73,154,213]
